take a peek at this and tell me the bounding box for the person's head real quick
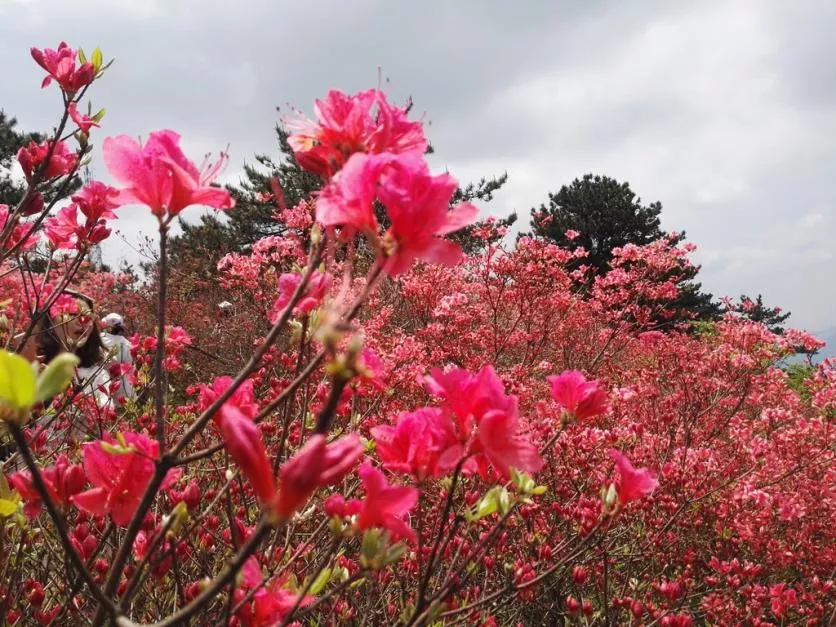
[36,291,104,367]
[102,312,125,335]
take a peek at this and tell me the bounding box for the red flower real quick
[68,103,100,134]
[286,88,426,178]
[371,407,459,480]
[71,181,120,222]
[235,557,313,626]
[103,130,234,222]
[268,271,330,322]
[8,454,86,519]
[30,42,94,92]
[0,205,38,252]
[17,140,78,182]
[354,462,418,543]
[316,152,477,275]
[199,377,275,504]
[71,432,181,526]
[609,450,658,506]
[273,434,363,519]
[423,365,543,479]
[547,370,609,422]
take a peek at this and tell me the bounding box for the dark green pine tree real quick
[530,173,720,323]
[732,294,791,334]
[168,122,511,265]
[530,174,668,273]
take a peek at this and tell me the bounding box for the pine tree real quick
[732,294,791,334]
[530,173,720,324]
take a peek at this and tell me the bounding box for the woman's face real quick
[53,298,95,349]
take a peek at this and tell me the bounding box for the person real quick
[100,312,136,402]
[15,291,111,408]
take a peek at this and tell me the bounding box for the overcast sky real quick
[2,0,834,335]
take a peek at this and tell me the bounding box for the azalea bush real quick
[0,42,834,627]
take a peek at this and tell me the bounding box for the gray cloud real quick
[1,0,834,333]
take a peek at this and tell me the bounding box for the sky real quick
[1,0,834,336]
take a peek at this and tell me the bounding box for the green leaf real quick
[308,567,331,595]
[497,486,511,515]
[473,486,501,520]
[100,441,134,456]
[0,498,18,517]
[77,48,87,64]
[0,349,37,411]
[91,48,103,70]
[36,352,79,402]
[92,108,107,122]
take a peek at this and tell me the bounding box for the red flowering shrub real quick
[0,41,832,627]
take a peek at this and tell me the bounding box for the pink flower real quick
[354,462,418,543]
[286,88,426,178]
[547,370,609,422]
[17,140,78,182]
[71,181,120,222]
[423,365,543,479]
[371,407,458,479]
[235,558,313,627]
[103,130,234,222]
[199,377,275,504]
[609,449,658,506]
[316,152,477,275]
[376,153,478,275]
[44,202,111,250]
[315,152,382,235]
[30,42,94,92]
[71,432,181,526]
[8,455,86,519]
[268,271,330,323]
[356,348,388,390]
[44,205,81,249]
[0,205,38,252]
[68,103,100,134]
[273,434,363,519]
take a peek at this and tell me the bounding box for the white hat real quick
[102,312,124,327]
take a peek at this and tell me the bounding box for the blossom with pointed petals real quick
[353,462,418,543]
[43,205,82,249]
[8,454,86,519]
[371,407,458,479]
[268,271,330,323]
[199,377,275,503]
[286,88,426,178]
[71,432,181,526]
[0,205,38,252]
[376,153,478,275]
[316,152,477,275]
[102,130,234,221]
[17,140,78,182]
[423,365,543,478]
[547,370,609,423]
[68,103,100,134]
[609,449,658,506]
[30,42,94,92]
[273,434,364,519]
[72,181,120,222]
[44,203,112,250]
[235,557,313,627]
